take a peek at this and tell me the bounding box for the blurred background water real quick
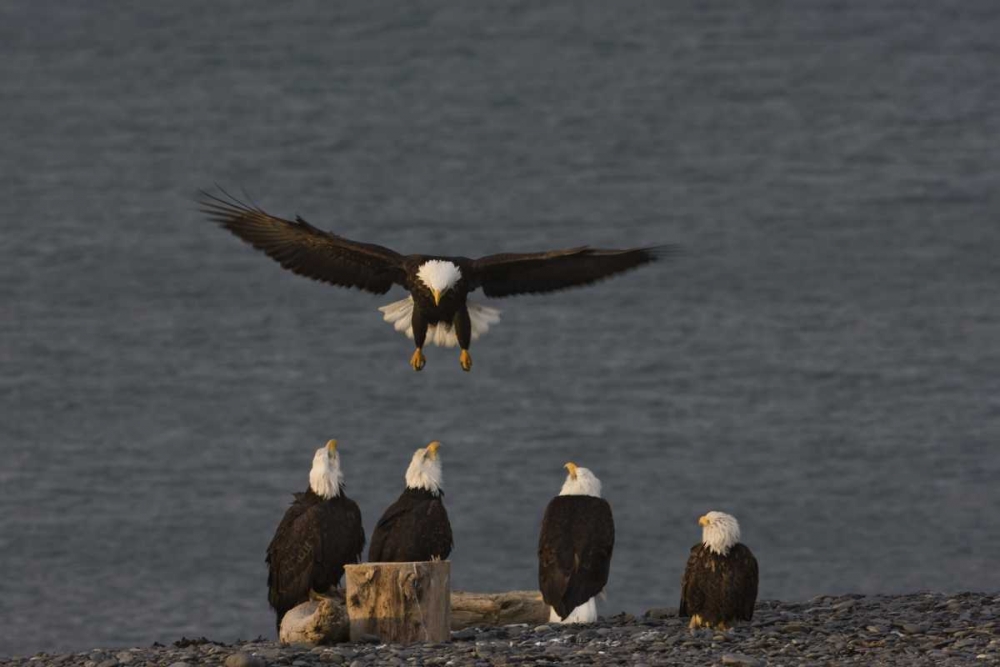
[2,0,999,656]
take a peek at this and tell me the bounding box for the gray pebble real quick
[224,651,265,667]
[25,592,1000,666]
[644,607,678,619]
[257,648,284,660]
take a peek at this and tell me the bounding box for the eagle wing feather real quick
[200,190,407,294]
[469,245,673,298]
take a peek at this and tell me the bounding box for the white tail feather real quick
[549,597,598,624]
[377,297,501,348]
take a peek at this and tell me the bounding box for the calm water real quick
[2,0,999,656]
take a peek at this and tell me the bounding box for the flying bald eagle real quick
[199,190,672,371]
[368,442,453,562]
[679,511,759,630]
[537,462,615,623]
[265,440,365,632]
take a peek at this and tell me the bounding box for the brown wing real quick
[678,543,702,618]
[200,189,407,294]
[469,245,674,298]
[729,543,759,621]
[537,496,614,620]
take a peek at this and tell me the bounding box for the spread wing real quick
[469,245,674,298]
[200,189,407,294]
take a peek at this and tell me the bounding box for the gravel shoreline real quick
[5,592,997,666]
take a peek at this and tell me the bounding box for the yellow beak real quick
[564,462,578,480]
[426,441,441,458]
[698,515,709,527]
[326,439,338,453]
[432,289,442,306]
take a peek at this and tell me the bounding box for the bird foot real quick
[459,349,472,372]
[410,348,426,371]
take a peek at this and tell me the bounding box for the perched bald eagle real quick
[200,190,672,371]
[537,463,615,623]
[679,511,759,630]
[265,440,365,631]
[368,442,453,562]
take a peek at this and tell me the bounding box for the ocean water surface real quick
[2,0,999,656]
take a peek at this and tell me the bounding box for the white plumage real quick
[378,297,501,348]
[308,441,343,499]
[701,511,741,556]
[559,466,603,499]
[549,597,597,623]
[404,442,443,496]
[416,260,463,292]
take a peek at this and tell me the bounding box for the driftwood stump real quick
[450,590,549,629]
[345,561,451,644]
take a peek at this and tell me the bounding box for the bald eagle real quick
[537,463,615,623]
[679,511,759,630]
[199,190,672,372]
[368,442,453,562]
[265,440,365,631]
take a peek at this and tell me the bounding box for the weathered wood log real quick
[279,591,349,644]
[345,561,451,644]
[450,590,549,629]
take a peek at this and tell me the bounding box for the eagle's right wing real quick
[200,189,407,294]
[469,245,673,298]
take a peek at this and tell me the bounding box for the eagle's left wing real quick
[468,245,673,298]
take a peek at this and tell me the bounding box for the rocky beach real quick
[5,592,997,667]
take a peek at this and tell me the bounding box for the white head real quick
[699,511,741,556]
[405,441,443,496]
[417,260,462,305]
[309,439,344,499]
[559,462,602,498]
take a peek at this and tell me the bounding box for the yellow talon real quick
[410,348,426,371]
[459,349,472,372]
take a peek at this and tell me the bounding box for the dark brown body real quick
[679,543,759,629]
[266,490,365,631]
[368,487,454,563]
[537,495,615,620]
